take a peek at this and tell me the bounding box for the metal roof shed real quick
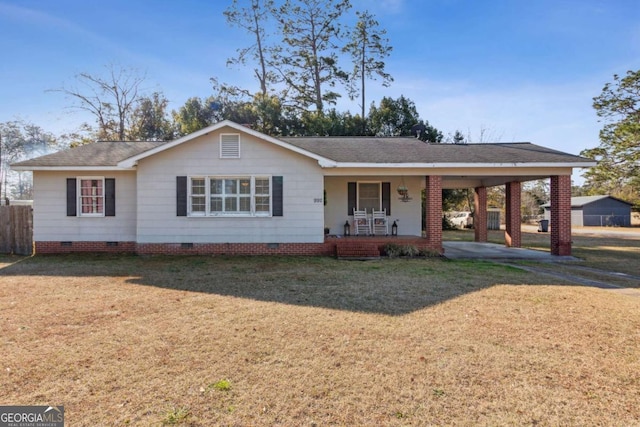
[543,196,633,227]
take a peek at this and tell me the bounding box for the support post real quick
[474,186,488,242]
[550,175,572,256]
[505,181,521,248]
[424,175,443,254]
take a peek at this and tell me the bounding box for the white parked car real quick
[450,211,473,228]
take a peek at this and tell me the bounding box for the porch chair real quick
[371,209,389,236]
[353,209,371,235]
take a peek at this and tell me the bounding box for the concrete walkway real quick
[442,241,575,261]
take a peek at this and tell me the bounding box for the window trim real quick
[77,176,105,217]
[187,175,272,217]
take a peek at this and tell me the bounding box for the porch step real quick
[336,242,381,260]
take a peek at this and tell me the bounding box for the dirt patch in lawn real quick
[1,255,639,426]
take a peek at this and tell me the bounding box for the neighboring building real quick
[543,196,633,227]
[11,120,595,256]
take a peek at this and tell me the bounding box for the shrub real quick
[383,243,420,258]
[419,248,442,257]
[384,243,403,258]
[400,245,419,257]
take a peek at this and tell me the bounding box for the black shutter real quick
[66,178,77,216]
[105,178,115,216]
[347,182,356,215]
[272,176,283,216]
[176,176,187,216]
[382,182,391,216]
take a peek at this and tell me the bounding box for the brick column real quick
[550,175,572,256]
[505,181,521,248]
[424,175,443,253]
[474,186,488,242]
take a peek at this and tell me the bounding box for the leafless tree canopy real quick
[52,64,146,141]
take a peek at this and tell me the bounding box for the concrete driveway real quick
[442,241,575,261]
[442,225,639,260]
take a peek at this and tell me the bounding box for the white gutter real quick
[10,166,136,172]
[321,161,598,169]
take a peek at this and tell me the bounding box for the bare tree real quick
[0,120,57,199]
[51,64,146,140]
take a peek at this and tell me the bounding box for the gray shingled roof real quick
[280,137,592,164]
[12,134,592,169]
[542,195,633,208]
[12,141,166,167]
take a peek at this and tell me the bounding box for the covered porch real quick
[283,135,595,259]
[324,172,575,257]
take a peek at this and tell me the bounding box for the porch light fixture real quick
[397,178,412,202]
[344,220,351,236]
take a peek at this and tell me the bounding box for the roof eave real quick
[118,119,335,168]
[10,165,135,172]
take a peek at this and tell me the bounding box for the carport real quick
[283,138,598,258]
[434,174,576,256]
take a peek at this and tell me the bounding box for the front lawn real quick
[1,254,638,425]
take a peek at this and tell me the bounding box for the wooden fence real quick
[0,205,33,255]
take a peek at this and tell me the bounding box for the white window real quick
[78,177,104,216]
[358,182,381,212]
[189,176,271,216]
[190,178,206,214]
[220,134,240,158]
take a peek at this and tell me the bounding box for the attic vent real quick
[220,134,240,158]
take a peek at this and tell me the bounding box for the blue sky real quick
[1,0,639,175]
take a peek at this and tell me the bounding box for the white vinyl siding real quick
[32,171,137,241]
[136,128,324,244]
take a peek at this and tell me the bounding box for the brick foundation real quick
[136,242,336,256]
[35,241,335,256]
[34,237,445,257]
[35,241,137,254]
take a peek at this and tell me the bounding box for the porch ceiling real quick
[442,174,553,189]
